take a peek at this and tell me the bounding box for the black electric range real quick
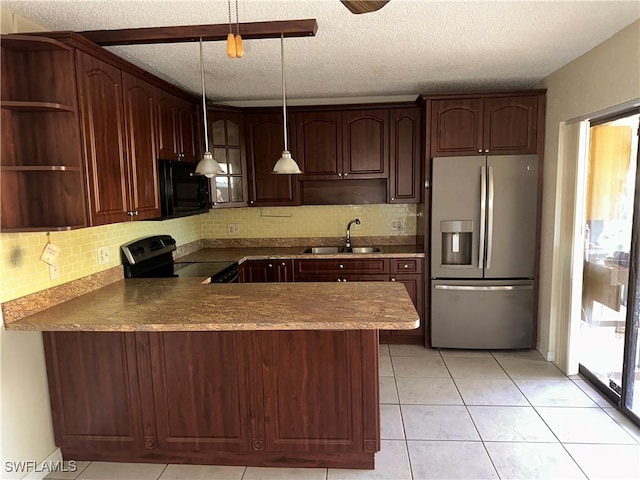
[121,235,239,283]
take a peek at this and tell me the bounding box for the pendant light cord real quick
[235,0,240,36]
[228,0,233,34]
[199,38,210,153]
[281,34,288,151]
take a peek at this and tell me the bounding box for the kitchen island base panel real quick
[44,329,380,469]
[58,449,374,469]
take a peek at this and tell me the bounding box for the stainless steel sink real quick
[303,246,381,254]
[345,247,381,253]
[303,246,344,254]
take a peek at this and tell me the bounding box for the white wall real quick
[537,20,640,367]
[1,8,59,480]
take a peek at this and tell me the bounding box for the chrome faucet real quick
[345,218,361,249]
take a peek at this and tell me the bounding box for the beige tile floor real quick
[45,347,640,480]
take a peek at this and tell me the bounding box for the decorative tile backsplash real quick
[202,204,420,239]
[0,204,419,303]
[0,216,201,303]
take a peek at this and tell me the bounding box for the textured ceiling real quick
[3,0,639,106]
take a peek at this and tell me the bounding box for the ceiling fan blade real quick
[341,1,390,15]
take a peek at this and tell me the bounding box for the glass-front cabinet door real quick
[578,109,640,425]
[208,109,248,207]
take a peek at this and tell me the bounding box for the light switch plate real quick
[390,218,405,232]
[48,264,60,280]
[98,246,110,264]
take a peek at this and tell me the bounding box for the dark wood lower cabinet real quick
[148,332,252,453]
[43,332,145,454]
[44,329,379,468]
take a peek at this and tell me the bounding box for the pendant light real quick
[234,0,244,58]
[195,38,224,178]
[273,34,302,174]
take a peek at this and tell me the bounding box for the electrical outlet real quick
[228,224,239,235]
[98,246,110,264]
[48,264,60,280]
[390,218,405,232]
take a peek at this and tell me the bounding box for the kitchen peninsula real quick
[4,278,418,469]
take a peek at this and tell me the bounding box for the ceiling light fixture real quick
[226,0,236,58]
[235,0,244,58]
[273,33,302,175]
[195,38,224,178]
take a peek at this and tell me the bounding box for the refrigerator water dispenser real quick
[441,220,473,265]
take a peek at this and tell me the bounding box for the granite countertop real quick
[5,279,419,332]
[177,245,425,263]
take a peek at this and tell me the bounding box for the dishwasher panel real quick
[431,280,534,349]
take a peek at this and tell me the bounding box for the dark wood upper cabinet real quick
[389,107,422,203]
[76,51,130,225]
[77,53,162,225]
[428,95,541,157]
[176,97,198,163]
[156,94,197,163]
[429,98,483,156]
[2,33,204,230]
[122,73,161,221]
[342,109,389,178]
[483,95,538,154]
[156,92,177,161]
[245,112,299,206]
[295,110,343,179]
[1,35,88,231]
[209,108,248,207]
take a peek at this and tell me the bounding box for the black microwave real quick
[158,160,210,219]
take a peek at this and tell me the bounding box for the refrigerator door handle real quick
[486,165,495,269]
[434,285,533,291]
[479,166,486,269]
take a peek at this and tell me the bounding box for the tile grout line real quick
[443,352,502,479]
[390,351,415,480]
[155,464,169,480]
[490,351,593,480]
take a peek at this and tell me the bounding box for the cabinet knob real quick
[133,210,139,216]
[338,173,342,177]
[404,264,409,269]
[484,149,489,153]
[391,197,395,201]
[344,172,348,177]
[267,263,273,268]
[391,277,396,282]
[339,264,344,269]
[250,201,254,204]
[337,279,342,282]
[281,262,286,267]
[478,149,483,153]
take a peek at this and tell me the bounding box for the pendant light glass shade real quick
[195,38,224,178]
[196,152,223,178]
[273,150,301,174]
[273,34,302,174]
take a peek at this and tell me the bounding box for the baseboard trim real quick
[22,448,63,480]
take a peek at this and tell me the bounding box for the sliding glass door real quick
[577,109,639,424]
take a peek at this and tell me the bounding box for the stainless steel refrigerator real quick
[430,155,538,349]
